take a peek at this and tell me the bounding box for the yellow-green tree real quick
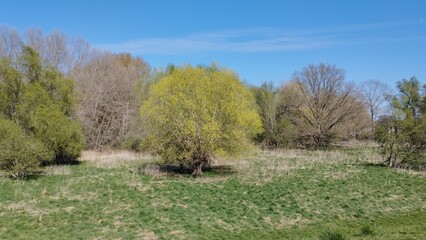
[141,65,262,175]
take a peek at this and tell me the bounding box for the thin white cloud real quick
[95,34,335,54]
[94,21,423,55]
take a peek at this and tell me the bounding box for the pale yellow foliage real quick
[141,65,263,168]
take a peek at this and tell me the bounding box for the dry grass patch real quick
[396,168,426,178]
[44,165,71,176]
[136,164,168,177]
[277,214,307,228]
[125,179,152,193]
[138,231,159,240]
[215,219,234,231]
[169,230,186,239]
[226,149,342,183]
[5,200,58,217]
[336,140,379,148]
[81,150,155,168]
[63,206,75,214]
[101,201,134,215]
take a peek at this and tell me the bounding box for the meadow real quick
[0,146,425,239]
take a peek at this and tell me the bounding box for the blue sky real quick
[0,0,425,87]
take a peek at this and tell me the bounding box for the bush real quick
[0,46,85,169]
[274,118,299,148]
[0,118,52,179]
[375,78,426,167]
[31,106,85,163]
[123,137,145,152]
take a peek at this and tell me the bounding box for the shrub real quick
[31,106,85,163]
[0,118,52,179]
[0,46,85,168]
[274,118,299,148]
[375,77,426,167]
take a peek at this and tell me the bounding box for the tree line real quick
[252,66,425,168]
[0,26,425,178]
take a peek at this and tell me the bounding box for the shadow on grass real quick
[362,162,426,173]
[18,159,83,181]
[362,162,388,168]
[23,173,44,181]
[137,164,236,177]
[42,158,82,166]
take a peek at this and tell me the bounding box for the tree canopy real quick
[141,65,262,175]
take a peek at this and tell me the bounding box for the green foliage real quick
[0,81,6,117]
[38,68,77,116]
[0,118,52,179]
[0,59,23,120]
[252,82,280,147]
[14,83,84,163]
[375,77,426,167]
[15,83,52,130]
[275,118,299,147]
[422,84,426,114]
[374,117,401,165]
[20,46,42,83]
[0,46,84,172]
[31,106,85,163]
[141,65,262,175]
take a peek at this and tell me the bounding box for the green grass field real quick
[1,148,425,239]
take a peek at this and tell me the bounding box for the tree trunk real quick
[313,134,323,149]
[192,162,203,176]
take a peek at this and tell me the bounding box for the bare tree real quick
[287,63,365,148]
[360,80,390,124]
[0,25,22,61]
[70,52,150,149]
[69,37,90,69]
[25,28,45,56]
[45,30,69,72]
[26,28,91,72]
